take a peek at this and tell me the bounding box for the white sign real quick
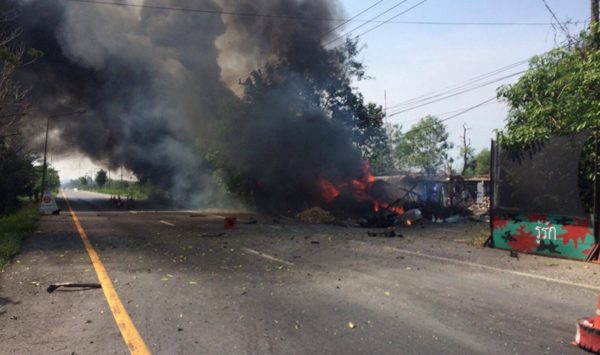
[39,191,58,214]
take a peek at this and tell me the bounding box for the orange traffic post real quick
[596,295,600,327]
[575,294,600,353]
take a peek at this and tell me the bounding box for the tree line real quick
[0,8,49,215]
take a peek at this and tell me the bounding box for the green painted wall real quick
[491,213,596,260]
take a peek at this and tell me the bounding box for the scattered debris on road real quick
[201,233,226,238]
[367,228,401,238]
[510,251,520,260]
[296,207,336,224]
[46,282,102,293]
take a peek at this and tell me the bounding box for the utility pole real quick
[593,0,599,45]
[40,110,86,197]
[460,124,472,176]
[593,0,599,29]
[40,115,51,197]
[384,90,387,123]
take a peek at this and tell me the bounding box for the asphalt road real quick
[1,189,600,354]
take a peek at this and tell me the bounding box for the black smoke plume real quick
[11,0,371,210]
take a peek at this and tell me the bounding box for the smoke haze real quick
[11,0,367,210]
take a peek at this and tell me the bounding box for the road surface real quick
[1,189,599,354]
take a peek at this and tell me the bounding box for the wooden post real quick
[594,130,599,244]
[593,0,599,45]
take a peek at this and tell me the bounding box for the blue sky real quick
[338,0,588,154]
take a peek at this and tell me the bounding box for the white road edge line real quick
[159,220,176,227]
[351,240,600,292]
[243,247,294,266]
[129,210,137,214]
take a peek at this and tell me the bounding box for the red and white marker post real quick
[39,190,59,215]
[575,294,600,353]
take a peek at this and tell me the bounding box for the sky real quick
[52,0,589,181]
[340,0,588,155]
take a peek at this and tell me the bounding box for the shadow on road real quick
[0,297,21,317]
[57,193,174,213]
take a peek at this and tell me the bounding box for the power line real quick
[64,0,586,27]
[386,58,529,111]
[65,0,413,23]
[65,0,339,21]
[325,0,411,45]
[541,0,571,36]
[321,0,384,38]
[435,97,497,123]
[383,20,585,26]
[397,100,499,126]
[435,100,499,116]
[399,97,497,133]
[387,70,524,117]
[355,0,428,39]
[0,112,28,119]
[386,35,584,116]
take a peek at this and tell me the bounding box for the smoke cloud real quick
[11,0,367,211]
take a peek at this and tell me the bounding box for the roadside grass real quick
[0,205,39,269]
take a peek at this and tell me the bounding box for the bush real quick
[0,205,38,269]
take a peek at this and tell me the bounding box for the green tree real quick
[473,148,491,175]
[79,176,88,186]
[497,31,599,142]
[33,165,60,196]
[351,101,394,175]
[497,30,599,209]
[0,6,42,214]
[0,145,35,214]
[393,116,453,176]
[95,169,107,188]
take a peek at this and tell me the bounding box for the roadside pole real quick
[39,110,86,196]
[40,115,51,197]
[593,0,599,47]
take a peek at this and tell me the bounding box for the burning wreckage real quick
[309,163,419,229]
[298,165,487,231]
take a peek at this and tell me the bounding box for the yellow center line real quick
[61,192,151,355]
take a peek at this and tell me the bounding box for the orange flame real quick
[318,162,404,218]
[319,178,340,203]
[361,161,375,184]
[376,202,404,216]
[406,219,412,226]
